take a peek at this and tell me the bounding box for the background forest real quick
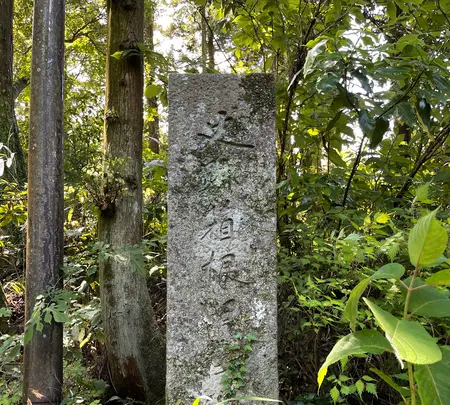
[1,0,450,404]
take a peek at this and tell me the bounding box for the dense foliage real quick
[0,0,449,404]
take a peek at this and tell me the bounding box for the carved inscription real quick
[197,111,255,149]
[199,213,251,327]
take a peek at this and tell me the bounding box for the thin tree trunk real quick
[145,0,159,153]
[200,5,207,72]
[207,16,214,71]
[0,0,26,184]
[23,0,65,403]
[99,0,165,401]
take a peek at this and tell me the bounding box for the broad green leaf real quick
[328,148,347,168]
[416,98,431,133]
[344,264,404,331]
[369,367,410,399]
[408,210,448,267]
[364,298,442,365]
[325,111,342,132]
[396,102,417,127]
[145,84,163,98]
[397,34,425,51]
[414,183,433,204]
[415,346,450,405]
[401,277,450,318]
[386,0,397,21]
[432,73,450,93]
[427,270,450,286]
[52,311,70,323]
[317,330,392,387]
[370,117,389,148]
[371,263,405,280]
[344,279,370,331]
[24,326,34,345]
[358,109,374,135]
[428,256,448,268]
[303,39,328,77]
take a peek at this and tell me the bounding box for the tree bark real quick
[23,0,65,403]
[207,16,214,71]
[200,5,207,73]
[99,0,165,401]
[144,0,159,153]
[0,0,26,184]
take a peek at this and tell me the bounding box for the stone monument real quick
[167,74,277,404]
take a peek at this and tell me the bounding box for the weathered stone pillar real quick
[167,74,277,404]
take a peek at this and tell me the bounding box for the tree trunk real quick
[144,0,159,153]
[0,0,26,184]
[200,5,207,73]
[23,0,65,403]
[207,17,215,71]
[99,0,165,401]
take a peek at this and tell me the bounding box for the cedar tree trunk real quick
[0,0,26,183]
[23,0,65,403]
[99,0,165,401]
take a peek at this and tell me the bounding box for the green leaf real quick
[374,212,391,224]
[111,51,123,60]
[328,148,347,168]
[355,379,365,396]
[371,263,405,280]
[408,210,448,267]
[330,386,340,403]
[414,183,433,204]
[370,117,389,148]
[24,326,34,345]
[317,330,392,387]
[416,98,431,133]
[427,270,450,286]
[44,310,52,324]
[364,298,442,365]
[52,311,70,323]
[397,102,417,127]
[144,84,163,98]
[401,277,450,318]
[415,346,450,405]
[358,110,374,135]
[432,73,450,93]
[386,1,397,21]
[344,279,370,331]
[365,382,377,396]
[303,39,328,77]
[397,34,425,51]
[369,367,409,399]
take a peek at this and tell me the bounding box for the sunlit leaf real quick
[145,84,163,98]
[344,279,370,331]
[427,270,450,286]
[415,346,450,405]
[401,277,450,318]
[364,298,442,365]
[317,330,392,387]
[371,263,405,280]
[408,210,448,267]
